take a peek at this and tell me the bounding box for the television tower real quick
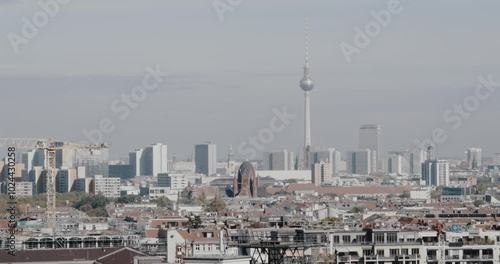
[300,17,314,169]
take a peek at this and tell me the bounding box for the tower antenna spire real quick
[305,16,309,67]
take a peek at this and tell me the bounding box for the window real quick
[363,249,373,256]
[177,245,182,252]
[356,235,365,243]
[208,245,212,251]
[377,250,384,256]
[387,233,397,243]
[374,233,384,243]
[333,236,340,243]
[402,249,409,255]
[390,249,399,256]
[342,235,351,243]
[195,244,200,251]
[411,248,419,255]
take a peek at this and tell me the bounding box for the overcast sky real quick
[0,0,499,160]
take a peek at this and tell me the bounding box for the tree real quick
[116,195,141,204]
[204,198,227,212]
[194,192,207,206]
[124,216,136,222]
[431,188,442,199]
[351,206,364,214]
[88,207,109,217]
[156,196,171,207]
[475,184,487,195]
[474,200,485,207]
[188,215,202,229]
[74,194,109,210]
[400,191,411,198]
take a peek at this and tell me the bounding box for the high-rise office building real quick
[311,161,331,186]
[57,168,76,193]
[263,150,294,170]
[465,148,482,169]
[310,148,341,175]
[22,166,45,195]
[409,149,425,175]
[22,149,46,170]
[388,154,402,175]
[195,142,217,176]
[129,143,167,176]
[22,150,36,170]
[129,149,143,176]
[388,149,425,175]
[494,153,500,165]
[75,178,92,193]
[359,124,380,172]
[66,147,110,178]
[421,146,449,187]
[346,149,371,175]
[143,143,168,176]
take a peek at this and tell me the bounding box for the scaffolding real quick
[232,230,328,264]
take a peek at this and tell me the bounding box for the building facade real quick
[195,142,217,176]
[312,161,331,186]
[310,148,341,174]
[359,124,380,172]
[465,148,482,169]
[346,149,371,175]
[93,175,120,198]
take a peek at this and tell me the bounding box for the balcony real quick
[463,255,484,260]
[397,255,420,260]
[429,255,493,261]
[363,255,398,261]
[338,255,360,262]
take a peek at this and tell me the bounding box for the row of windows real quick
[177,244,221,252]
[363,248,420,256]
[333,233,417,244]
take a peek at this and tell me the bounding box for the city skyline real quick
[2,2,500,262]
[1,1,499,160]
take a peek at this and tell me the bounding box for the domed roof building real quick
[233,161,258,198]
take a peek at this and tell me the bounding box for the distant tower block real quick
[233,161,258,198]
[300,17,315,170]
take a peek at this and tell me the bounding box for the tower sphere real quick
[300,76,314,91]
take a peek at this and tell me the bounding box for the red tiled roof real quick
[267,184,412,195]
[95,247,149,264]
[0,247,121,263]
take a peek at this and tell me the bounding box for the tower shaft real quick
[303,92,311,169]
[304,92,311,147]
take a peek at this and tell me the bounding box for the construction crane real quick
[0,138,107,233]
